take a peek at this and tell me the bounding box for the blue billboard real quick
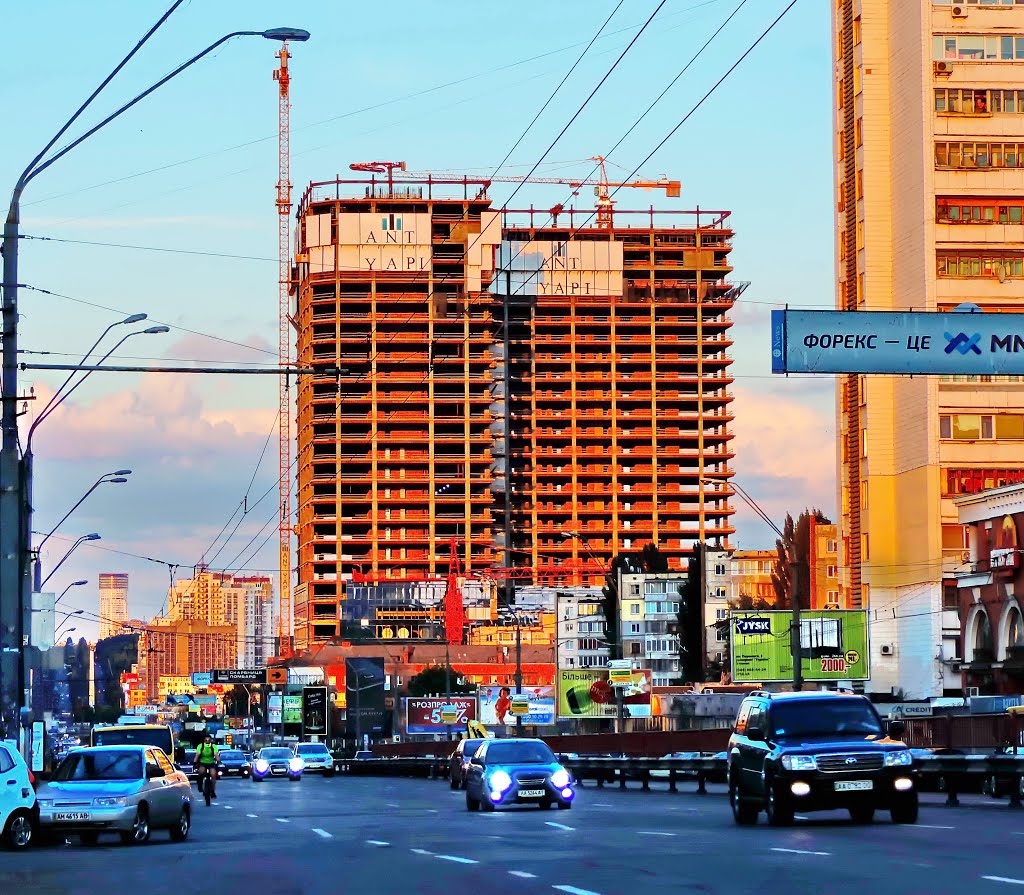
[771,308,1024,375]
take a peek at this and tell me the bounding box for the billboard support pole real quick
[790,555,803,692]
[444,638,452,741]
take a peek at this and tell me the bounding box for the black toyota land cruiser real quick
[727,691,917,826]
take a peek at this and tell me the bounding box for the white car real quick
[0,741,37,850]
[293,743,335,776]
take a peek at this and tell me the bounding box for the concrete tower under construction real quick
[292,168,739,651]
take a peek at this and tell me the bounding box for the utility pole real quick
[790,550,803,692]
[615,561,624,735]
[514,613,522,737]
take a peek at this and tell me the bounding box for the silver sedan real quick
[36,745,192,846]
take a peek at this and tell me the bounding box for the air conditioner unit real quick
[880,643,895,656]
[951,5,967,18]
[934,60,954,76]
[966,686,980,698]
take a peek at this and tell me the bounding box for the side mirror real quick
[146,765,164,779]
[746,726,765,742]
[888,720,906,740]
[470,756,484,767]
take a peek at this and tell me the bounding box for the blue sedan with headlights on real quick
[252,747,303,782]
[464,738,574,812]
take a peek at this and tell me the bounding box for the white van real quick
[0,741,36,850]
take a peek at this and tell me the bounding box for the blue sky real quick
[1,0,836,637]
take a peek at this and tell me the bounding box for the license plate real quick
[835,780,873,792]
[519,789,546,798]
[54,812,90,822]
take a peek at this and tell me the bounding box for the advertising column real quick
[345,657,386,744]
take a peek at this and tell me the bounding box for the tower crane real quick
[273,41,294,655]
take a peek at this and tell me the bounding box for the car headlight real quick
[781,755,818,771]
[489,770,512,792]
[93,797,128,807]
[289,757,304,772]
[885,750,913,767]
[550,768,571,789]
[36,799,52,809]
[254,759,270,773]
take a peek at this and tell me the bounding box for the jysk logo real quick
[735,617,772,636]
[944,331,982,356]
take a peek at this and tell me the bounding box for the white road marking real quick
[1012,832,1024,837]
[593,803,613,807]
[387,803,400,808]
[545,821,575,831]
[509,871,538,879]
[412,848,433,856]
[637,831,676,837]
[246,814,258,818]
[221,805,234,810]
[436,855,479,865]
[915,824,955,830]
[553,886,603,895]
[275,818,290,824]
[366,840,390,847]
[313,828,332,839]
[795,815,810,821]
[983,877,1024,886]
[426,808,439,813]
[771,848,831,857]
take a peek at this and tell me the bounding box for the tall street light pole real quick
[55,581,87,606]
[40,534,100,590]
[0,14,309,743]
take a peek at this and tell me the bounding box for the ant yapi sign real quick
[771,307,1024,375]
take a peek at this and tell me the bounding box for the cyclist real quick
[195,734,220,802]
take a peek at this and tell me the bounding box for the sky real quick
[1,0,837,640]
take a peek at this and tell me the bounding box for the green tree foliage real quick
[405,665,475,697]
[770,509,831,609]
[602,543,670,659]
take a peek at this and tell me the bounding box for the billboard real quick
[345,657,386,737]
[211,668,267,685]
[479,686,555,726]
[771,308,1024,375]
[730,610,870,682]
[268,693,282,726]
[557,670,652,719]
[282,695,302,726]
[302,686,329,737]
[405,696,477,734]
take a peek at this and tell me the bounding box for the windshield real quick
[220,751,245,761]
[54,750,143,782]
[92,727,172,756]
[769,700,884,739]
[485,742,556,764]
[261,748,293,760]
[296,744,329,755]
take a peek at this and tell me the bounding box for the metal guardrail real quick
[336,753,1024,809]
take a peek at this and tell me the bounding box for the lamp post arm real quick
[40,537,86,589]
[26,31,263,188]
[37,481,102,557]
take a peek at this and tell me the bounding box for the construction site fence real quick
[902,713,1024,751]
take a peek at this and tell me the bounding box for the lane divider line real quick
[313,829,332,839]
[246,814,258,818]
[412,848,433,856]
[771,848,830,857]
[275,818,290,824]
[983,877,1024,886]
[509,871,538,879]
[545,821,575,831]
[553,886,603,895]
[221,805,234,810]
[637,831,676,837]
[915,825,955,831]
[435,855,479,865]
[367,840,391,847]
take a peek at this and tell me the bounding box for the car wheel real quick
[539,800,553,810]
[730,780,759,826]
[290,776,301,783]
[465,792,480,812]
[2,809,34,851]
[450,775,460,791]
[481,797,496,812]
[80,832,100,847]
[170,807,190,842]
[849,806,875,824]
[890,793,919,825]
[765,781,794,827]
[557,801,572,811]
[120,806,150,845]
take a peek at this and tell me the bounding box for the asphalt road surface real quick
[5,775,1024,895]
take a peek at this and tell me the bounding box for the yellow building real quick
[465,611,556,647]
[729,550,777,606]
[168,567,232,627]
[832,1,1024,697]
[809,519,842,610]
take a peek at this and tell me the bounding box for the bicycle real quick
[199,767,216,807]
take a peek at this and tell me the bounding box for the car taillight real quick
[28,769,35,785]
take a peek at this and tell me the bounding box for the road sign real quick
[608,659,633,671]
[771,307,1024,375]
[440,704,460,724]
[509,695,530,716]
[211,668,267,685]
[191,672,212,687]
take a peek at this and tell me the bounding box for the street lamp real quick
[40,534,100,590]
[54,626,77,640]
[56,580,88,606]
[0,1,309,742]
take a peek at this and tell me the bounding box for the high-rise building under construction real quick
[292,168,739,650]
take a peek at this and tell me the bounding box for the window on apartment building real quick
[940,414,1024,440]
[827,590,840,605]
[942,524,970,551]
[715,563,726,576]
[629,584,640,596]
[937,252,1024,278]
[944,467,1024,496]
[935,88,1024,116]
[935,34,1024,61]
[937,199,1024,224]
[826,539,838,553]
[936,0,1024,6]
[630,623,641,635]
[716,609,729,620]
[645,581,667,595]
[717,628,728,642]
[630,604,640,616]
[935,141,1024,170]
[827,565,838,578]
[942,585,960,611]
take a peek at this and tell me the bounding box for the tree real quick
[770,509,831,609]
[602,543,670,659]
[676,543,706,684]
[405,665,475,697]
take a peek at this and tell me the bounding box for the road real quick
[5,775,1024,894]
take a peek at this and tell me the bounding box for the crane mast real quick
[274,44,293,656]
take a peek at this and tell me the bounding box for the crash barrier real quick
[339,752,1024,809]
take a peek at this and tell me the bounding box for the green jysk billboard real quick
[730,610,870,682]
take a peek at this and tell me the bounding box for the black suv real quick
[727,691,918,826]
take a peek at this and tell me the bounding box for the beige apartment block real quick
[834,0,1024,698]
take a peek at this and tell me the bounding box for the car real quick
[352,750,374,761]
[90,724,175,759]
[728,691,918,826]
[464,738,574,812]
[650,751,701,779]
[217,749,252,778]
[176,749,198,780]
[252,747,303,782]
[36,745,191,846]
[293,742,334,776]
[984,746,1024,800]
[449,739,485,790]
[0,740,37,850]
